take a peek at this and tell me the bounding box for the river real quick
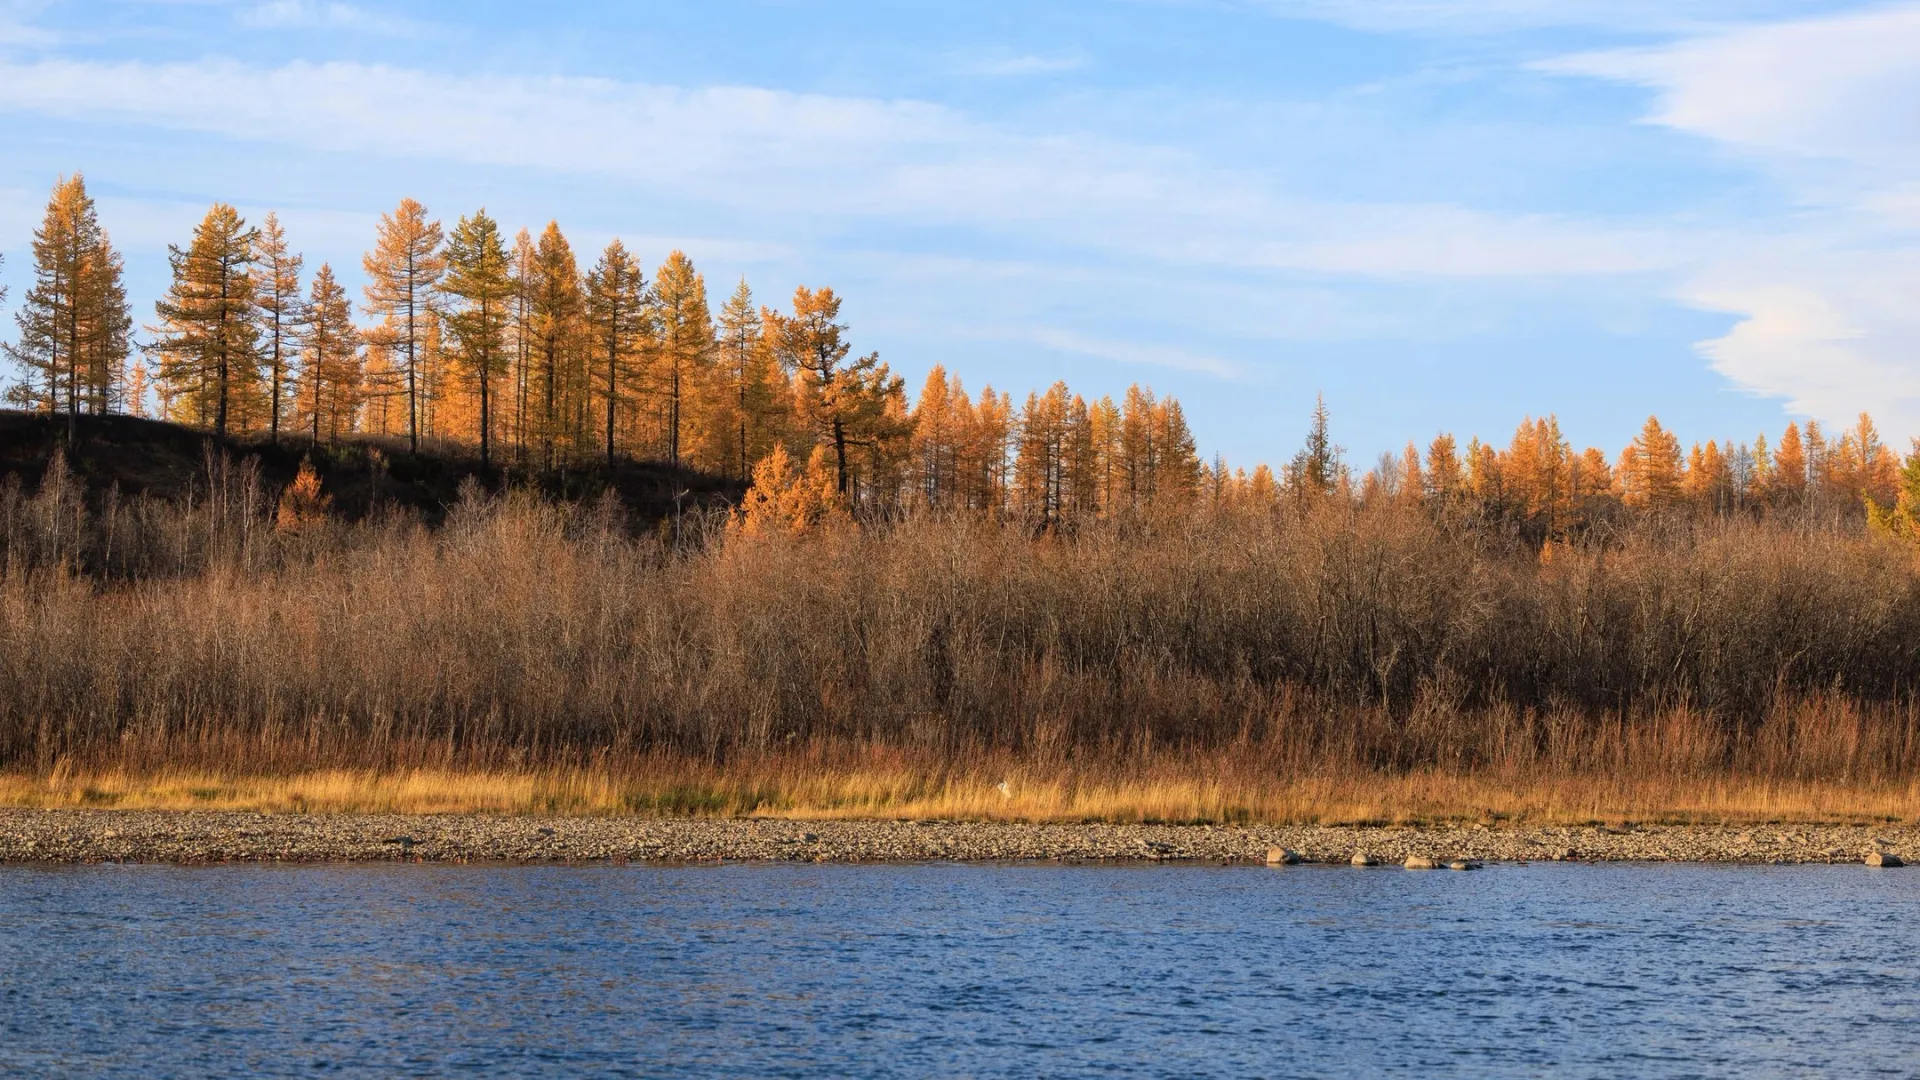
[4,862,1917,1077]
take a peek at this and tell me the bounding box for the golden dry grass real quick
[6,757,1917,825]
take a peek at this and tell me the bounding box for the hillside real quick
[0,410,745,525]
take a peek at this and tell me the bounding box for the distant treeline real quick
[5,173,1920,544]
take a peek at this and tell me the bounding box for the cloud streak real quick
[1227,0,1848,35]
[236,1,429,37]
[1546,3,1920,431]
[0,54,1696,288]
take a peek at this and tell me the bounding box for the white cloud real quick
[236,1,427,36]
[0,54,1688,291]
[1226,0,1843,35]
[0,0,55,47]
[947,50,1088,77]
[1683,252,1920,426]
[1025,328,1247,380]
[1545,4,1920,175]
[1545,3,1920,432]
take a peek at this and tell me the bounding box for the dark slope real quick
[0,410,744,524]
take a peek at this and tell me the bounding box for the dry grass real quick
[3,451,1920,824]
[5,756,1918,825]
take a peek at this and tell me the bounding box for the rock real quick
[1404,855,1440,870]
[1448,860,1482,871]
[1265,847,1299,866]
[536,827,556,837]
[1866,851,1904,868]
[1350,852,1378,867]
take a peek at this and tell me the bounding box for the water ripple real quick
[2,863,1918,1077]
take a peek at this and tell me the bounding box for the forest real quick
[4,172,1920,823]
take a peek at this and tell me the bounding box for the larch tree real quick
[1087,394,1122,513]
[1771,422,1807,507]
[362,198,445,453]
[583,239,648,468]
[442,210,514,468]
[509,228,537,464]
[910,365,959,506]
[1398,442,1425,508]
[709,278,783,481]
[4,174,132,443]
[148,203,259,438]
[1015,382,1073,524]
[294,263,362,443]
[1287,393,1341,499]
[651,251,714,468]
[775,285,905,499]
[527,221,584,469]
[1151,397,1202,509]
[1425,434,1462,504]
[251,212,304,443]
[125,361,150,418]
[1619,415,1682,509]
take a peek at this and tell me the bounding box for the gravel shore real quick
[0,809,1913,865]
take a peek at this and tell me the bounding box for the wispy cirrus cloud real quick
[1024,327,1246,380]
[1222,0,1858,35]
[947,49,1088,77]
[1546,3,1920,431]
[0,0,55,47]
[236,1,428,36]
[0,53,1689,289]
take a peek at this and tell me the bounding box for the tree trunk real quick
[833,416,849,495]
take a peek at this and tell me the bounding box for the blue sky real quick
[1,0,1917,467]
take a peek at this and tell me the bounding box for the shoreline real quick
[0,809,1912,865]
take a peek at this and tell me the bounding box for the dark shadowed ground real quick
[0,410,743,525]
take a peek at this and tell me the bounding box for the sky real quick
[0,0,1916,468]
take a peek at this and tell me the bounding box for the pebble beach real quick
[1,809,1913,865]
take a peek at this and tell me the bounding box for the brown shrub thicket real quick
[2,451,1919,812]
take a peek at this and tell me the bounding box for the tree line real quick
[3,173,1918,538]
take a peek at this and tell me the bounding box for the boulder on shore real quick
[1404,855,1440,870]
[1350,852,1378,867]
[1866,851,1904,868]
[1265,847,1299,866]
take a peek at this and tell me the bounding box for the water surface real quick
[3,862,1917,1077]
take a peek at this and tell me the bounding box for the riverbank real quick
[2,809,1912,865]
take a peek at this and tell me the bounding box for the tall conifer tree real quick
[651,251,714,468]
[583,239,648,467]
[708,278,784,481]
[775,285,904,498]
[527,222,584,469]
[251,212,304,442]
[362,198,445,453]
[5,174,132,442]
[443,210,513,468]
[148,204,259,438]
[294,263,362,443]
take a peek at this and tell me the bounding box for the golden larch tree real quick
[148,203,260,438]
[442,209,514,467]
[650,251,714,468]
[362,198,445,452]
[252,212,303,443]
[5,173,132,442]
[583,239,649,467]
[293,263,363,444]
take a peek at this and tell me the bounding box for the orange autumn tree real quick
[735,443,844,536]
